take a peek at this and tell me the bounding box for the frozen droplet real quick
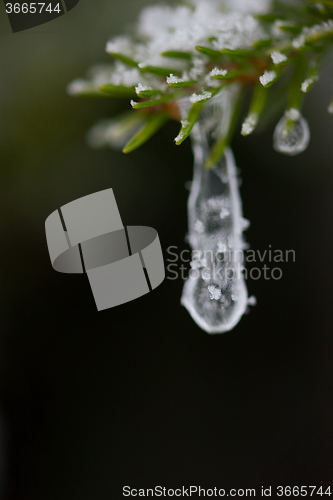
[273,109,310,156]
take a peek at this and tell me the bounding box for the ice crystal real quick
[241,113,258,136]
[135,82,152,94]
[69,0,332,160]
[210,68,228,77]
[121,0,271,74]
[190,90,212,104]
[301,76,318,93]
[68,63,144,95]
[166,74,184,84]
[271,51,287,65]
[293,20,333,49]
[208,285,222,301]
[259,70,277,87]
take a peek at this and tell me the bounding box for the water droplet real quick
[273,109,310,156]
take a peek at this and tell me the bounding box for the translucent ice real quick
[180,88,249,335]
[181,146,249,334]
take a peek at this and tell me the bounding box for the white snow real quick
[271,51,287,65]
[166,74,183,84]
[301,76,318,93]
[135,82,152,94]
[189,90,212,103]
[285,108,300,121]
[259,70,277,86]
[210,68,228,77]
[241,112,258,136]
[293,20,333,49]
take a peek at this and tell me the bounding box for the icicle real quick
[180,90,249,334]
[181,148,249,334]
[273,108,310,156]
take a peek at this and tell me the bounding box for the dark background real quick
[0,1,333,498]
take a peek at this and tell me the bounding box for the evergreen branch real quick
[122,112,169,153]
[70,0,333,158]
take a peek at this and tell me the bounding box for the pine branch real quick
[69,0,333,162]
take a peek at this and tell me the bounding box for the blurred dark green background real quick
[1,1,333,499]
